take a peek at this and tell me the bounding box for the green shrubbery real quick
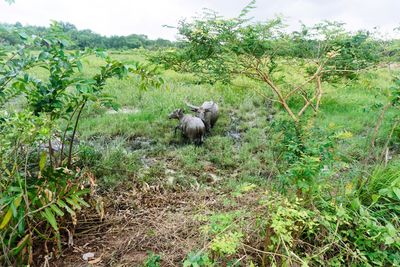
[0,23,161,265]
[149,3,400,266]
[0,21,174,50]
[1,1,399,266]
[181,160,400,266]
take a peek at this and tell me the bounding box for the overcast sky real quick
[0,0,399,40]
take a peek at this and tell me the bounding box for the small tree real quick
[0,23,161,265]
[152,6,334,122]
[152,3,382,122]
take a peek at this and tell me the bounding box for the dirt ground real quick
[51,187,223,267]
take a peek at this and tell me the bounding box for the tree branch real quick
[67,100,86,168]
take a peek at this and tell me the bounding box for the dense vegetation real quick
[0,21,174,49]
[1,2,400,266]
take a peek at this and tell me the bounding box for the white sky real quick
[0,0,399,40]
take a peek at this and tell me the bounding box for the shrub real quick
[0,23,161,265]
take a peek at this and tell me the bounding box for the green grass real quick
[73,50,399,194]
[19,49,396,265]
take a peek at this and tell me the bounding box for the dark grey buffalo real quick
[186,101,219,132]
[169,109,206,145]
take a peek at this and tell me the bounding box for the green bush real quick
[0,23,161,265]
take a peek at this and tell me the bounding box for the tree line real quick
[0,21,175,49]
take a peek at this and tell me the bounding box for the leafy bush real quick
[0,23,161,265]
[150,4,341,122]
[260,190,400,266]
[295,22,382,80]
[142,252,161,267]
[183,251,212,267]
[210,231,243,257]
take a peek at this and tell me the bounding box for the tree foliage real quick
[151,6,326,122]
[0,21,175,50]
[150,4,389,122]
[0,22,162,265]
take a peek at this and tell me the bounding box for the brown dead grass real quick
[52,187,222,267]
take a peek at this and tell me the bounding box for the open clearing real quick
[42,51,397,266]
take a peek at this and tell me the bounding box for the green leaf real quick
[75,188,90,196]
[38,51,50,60]
[0,195,22,229]
[23,73,30,82]
[7,186,22,193]
[64,205,76,216]
[0,207,14,230]
[371,194,380,203]
[384,236,395,245]
[42,208,58,231]
[18,31,28,40]
[393,187,400,200]
[386,223,397,237]
[11,200,18,217]
[39,152,47,171]
[351,197,361,211]
[57,199,67,208]
[66,197,81,210]
[76,61,83,72]
[11,234,30,257]
[71,195,90,208]
[17,208,25,234]
[50,204,64,216]
[0,196,12,206]
[60,39,69,47]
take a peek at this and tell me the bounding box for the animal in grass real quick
[169,108,206,145]
[186,100,219,132]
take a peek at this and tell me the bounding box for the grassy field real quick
[50,50,400,266]
[2,13,400,266]
[76,50,396,186]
